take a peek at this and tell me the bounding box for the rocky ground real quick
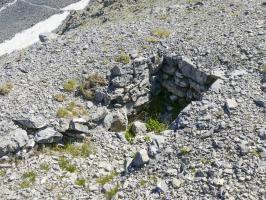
[0,0,265,199]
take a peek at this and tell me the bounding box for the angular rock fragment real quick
[0,128,29,157]
[225,98,238,112]
[103,109,128,132]
[39,32,58,42]
[131,149,149,168]
[34,127,63,144]
[131,121,146,135]
[14,117,47,129]
[69,122,89,134]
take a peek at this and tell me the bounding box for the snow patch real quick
[0,0,90,57]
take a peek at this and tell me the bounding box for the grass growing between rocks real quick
[40,163,50,172]
[145,37,160,43]
[97,171,118,186]
[56,101,87,118]
[75,178,86,187]
[53,94,66,102]
[79,73,107,100]
[53,141,92,158]
[105,184,119,200]
[114,52,130,64]
[0,170,6,177]
[262,65,266,74]
[58,157,76,173]
[125,125,136,144]
[20,171,37,188]
[179,146,192,156]
[146,118,167,134]
[63,79,78,92]
[151,27,171,38]
[0,82,13,95]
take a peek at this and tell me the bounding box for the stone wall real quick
[100,52,217,116]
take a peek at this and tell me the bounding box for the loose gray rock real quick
[13,117,47,129]
[34,127,63,144]
[103,109,128,132]
[131,149,149,168]
[39,32,58,42]
[131,121,146,135]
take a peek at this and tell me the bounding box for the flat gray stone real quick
[35,127,63,144]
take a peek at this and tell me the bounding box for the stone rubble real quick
[0,0,265,199]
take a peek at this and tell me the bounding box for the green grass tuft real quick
[125,125,136,144]
[151,27,171,38]
[54,141,92,158]
[75,178,86,187]
[56,101,87,118]
[97,171,118,186]
[145,37,160,43]
[180,146,192,155]
[115,53,130,64]
[40,163,50,172]
[58,157,76,173]
[63,79,78,92]
[0,170,6,177]
[53,94,66,102]
[105,184,119,200]
[79,73,107,100]
[0,82,13,95]
[20,171,37,188]
[146,118,167,134]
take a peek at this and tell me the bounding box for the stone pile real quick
[105,53,217,115]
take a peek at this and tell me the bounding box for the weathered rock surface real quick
[0,0,265,199]
[34,127,63,144]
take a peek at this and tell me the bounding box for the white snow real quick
[0,0,90,57]
[62,0,91,11]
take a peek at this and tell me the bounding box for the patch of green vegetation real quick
[40,163,50,172]
[53,141,92,158]
[139,179,148,187]
[63,79,78,92]
[53,94,66,102]
[114,53,130,64]
[158,14,168,20]
[75,178,86,187]
[125,125,136,144]
[145,37,160,43]
[180,146,192,156]
[0,82,13,95]
[144,136,151,142]
[20,171,37,188]
[97,171,118,186]
[146,118,167,134]
[151,27,171,38]
[79,73,107,100]
[0,170,6,177]
[262,65,266,74]
[56,101,87,118]
[250,149,261,158]
[58,157,76,173]
[105,184,119,200]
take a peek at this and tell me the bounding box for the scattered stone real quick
[171,178,182,188]
[69,122,89,134]
[225,98,238,112]
[131,149,149,168]
[103,109,128,132]
[34,127,63,144]
[39,32,58,42]
[254,99,265,107]
[13,117,47,129]
[131,121,147,135]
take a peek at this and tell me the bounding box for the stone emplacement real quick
[100,52,218,125]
